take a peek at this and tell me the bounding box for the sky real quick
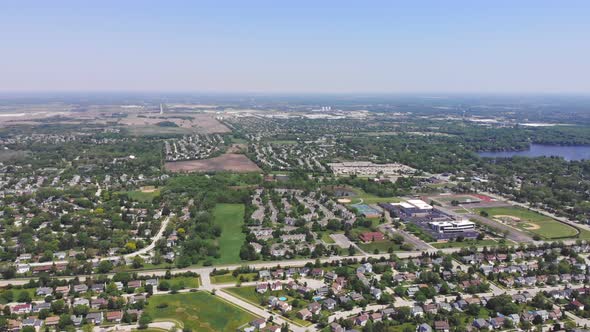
[1,0,589,94]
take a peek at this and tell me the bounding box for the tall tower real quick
[160,104,164,115]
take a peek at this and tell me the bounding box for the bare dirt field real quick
[0,106,230,135]
[165,154,261,173]
[120,113,230,134]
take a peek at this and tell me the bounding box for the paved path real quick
[565,310,590,328]
[120,215,171,260]
[95,321,176,332]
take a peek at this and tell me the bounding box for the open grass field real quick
[165,153,261,173]
[349,188,400,205]
[120,188,161,202]
[168,276,200,289]
[432,194,482,205]
[211,272,257,284]
[212,204,246,265]
[477,206,578,239]
[144,292,258,332]
[320,232,336,244]
[224,286,263,306]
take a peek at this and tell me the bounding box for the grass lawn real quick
[387,323,417,332]
[0,288,36,304]
[211,273,257,284]
[405,223,436,242]
[168,276,200,289]
[431,239,500,249]
[357,240,401,253]
[320,232,336,244]
[345,188,400,205]
[212,204,246,265]
[144,292,258,332]
[119,189,160,202]
[225,286,265,306]
[477,206,578,239]
[577,228,590,240]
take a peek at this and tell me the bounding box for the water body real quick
[478,144,590,161]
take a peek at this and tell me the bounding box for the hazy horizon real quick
[2,0,589,94]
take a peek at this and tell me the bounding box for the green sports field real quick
[212,204,246,265]
[477,206,578,239]
[119,189,160,202]
[144,292,258,332]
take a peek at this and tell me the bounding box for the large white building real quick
[429,220,476,234]
[406,199,433,211]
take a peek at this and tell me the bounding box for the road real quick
[1,250,457,287]
[120,215,171,260]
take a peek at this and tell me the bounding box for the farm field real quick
[212,204,247,265]
[165,153,261,173]
[144,292,257,332]
[477,206,578,239]
[121,113,230,135]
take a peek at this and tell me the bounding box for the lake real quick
[478,144,590,161]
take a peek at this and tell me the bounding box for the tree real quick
[58,314,73,328]
[17,291,32,303]
[73,305,89,316]
[132,256,144,269]
[138,313,153,329]
[51,299,68,314]
[158,280,170,291]
[348,245,356,256]
[97,260,113,273]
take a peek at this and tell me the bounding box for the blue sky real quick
[1,0,589,93]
